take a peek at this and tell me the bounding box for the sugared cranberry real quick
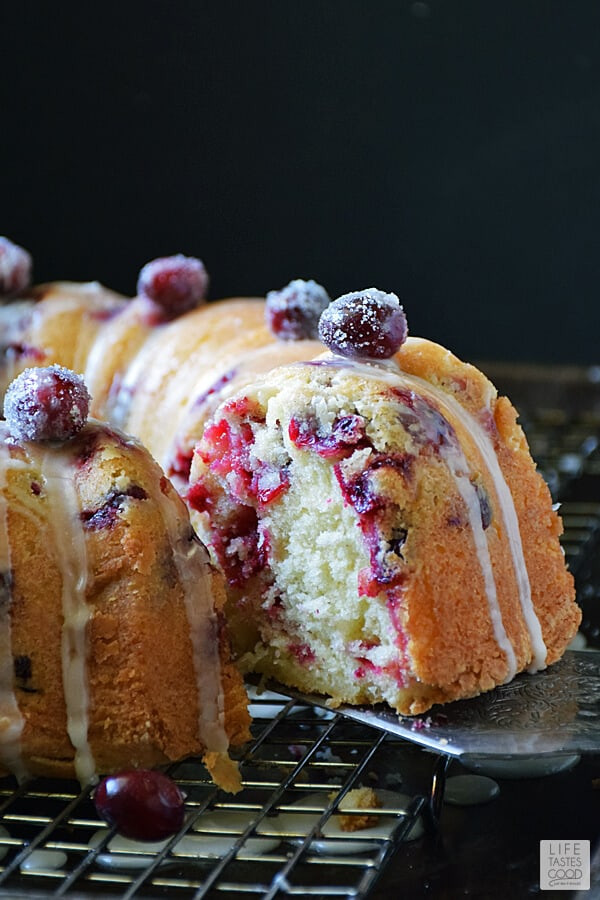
[3,366,90,442]
[93,769,185,842]
[318,288,408,359]
[265,279,330,340]
[137,254,209,319]
[0,237,32,298]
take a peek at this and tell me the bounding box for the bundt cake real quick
[0,239,580,717]
[0,364,250,787]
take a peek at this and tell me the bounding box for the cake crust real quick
[0,419,250,783]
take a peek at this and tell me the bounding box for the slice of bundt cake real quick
[188,290,580,715]
[0,366,249,786]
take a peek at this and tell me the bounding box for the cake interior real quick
[189,365,464,711]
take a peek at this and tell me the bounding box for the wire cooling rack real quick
[1,368,600,899]
[0,692,431,899]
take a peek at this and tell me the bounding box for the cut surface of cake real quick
[0,366,249,787]
[188,338,579,715]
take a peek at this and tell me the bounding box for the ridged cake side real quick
[0,420,250,784]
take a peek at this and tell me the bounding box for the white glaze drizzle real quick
[449,466,517,679]
[0,301,35,390]
[106,330,164,428]
[319,356,546,675]
[144,486,228,751]
[83,317,127,406]
[28,441,96,784]
[411,372,547,672]
[77,294,234,749]
[0,410,227,779]
[0,425,27,780]
[82,304,144,416]
[109,432,228,753]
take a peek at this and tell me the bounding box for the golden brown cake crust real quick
[2,421,250,783]
[390,338,579,710]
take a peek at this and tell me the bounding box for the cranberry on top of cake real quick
[318,288,408,359]
[137,254,209,322]
[0,236,32,299]
[3,365,90,442]
[265,278,330,341]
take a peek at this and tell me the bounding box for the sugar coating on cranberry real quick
[137,254,209,319]
[0,236,32,298]
[318,288,408,359]
[265,279,330,340]
[93,769,185,842]
[3,366,90,442]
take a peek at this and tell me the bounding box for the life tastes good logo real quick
[540,840,590,891]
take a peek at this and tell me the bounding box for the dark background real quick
[2,1,600,364]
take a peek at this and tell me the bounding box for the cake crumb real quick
[331,787,382,831]
[203,751,242,794]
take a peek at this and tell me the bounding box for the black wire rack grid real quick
[0,690,432,900]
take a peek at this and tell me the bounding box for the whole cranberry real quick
[318,288,408,359]
[3,366,90,442]
[93,769,186,842]
[137,254,209,319]
[265,278,330,340]
[0,236,32,298]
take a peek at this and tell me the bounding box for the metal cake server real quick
[248,649,600,760]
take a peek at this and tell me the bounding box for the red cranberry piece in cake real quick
[3,365,90,442]
[80,484,149,530]
[0,236,32,298]
[289,413,368,458]
[318,288,408,359]
[265,279,330,340]
[473,479,493,529]
[137,254,209,319]
[94,769,185,842]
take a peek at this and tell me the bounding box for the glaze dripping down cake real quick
[0,365,249,786]
[0,241,580,716]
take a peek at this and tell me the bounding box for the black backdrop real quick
[2,1,600,364]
